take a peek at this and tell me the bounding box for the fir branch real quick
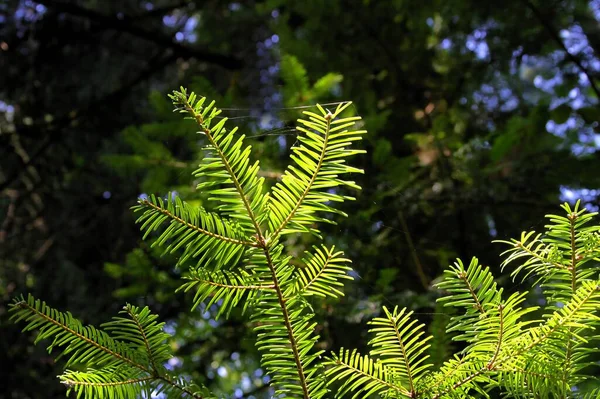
[434,280,600,398]
[179,94,263,236]
[61,376,155,387]
[326,349,411,398]
[486,303,504,370]
[263,247,311,398]
[174,89,316,397]
[139,199,257,247]
[569,210,578,292]
[13,299,146,371]
[11,296,207,399]
[125,307,160,373]
[270,113,332,240]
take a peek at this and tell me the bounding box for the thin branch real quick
[190,277,274,291]
[523,0,600,100]
[61,376,155,387]
[332,359,411,397]
[183,100,263,236]
[458,270,486,315]
[183,94,312,398]
[16,301,205,399]
[298,252,334,294]
[512,240,568,271]
[568,211,578,292]
[487,303,504,369]
[126,308,159,373]
[398,211,429,290]
[270,114,332,240]
[15,301,149,373]
[36,0,242,69]
[391,317,416,396]
[263,248,311,399]
[139,199,258,247]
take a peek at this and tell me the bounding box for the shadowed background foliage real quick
[1,0,600,397]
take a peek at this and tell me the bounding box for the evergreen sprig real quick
[10,294,211,398]
[11,89,600,399]
[326,200,600,399]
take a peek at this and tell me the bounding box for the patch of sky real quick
[371,220,383,233]
[547,115,599,156]
[241,374,252,390]
[164,14,199,43]
[165,356,183,371]
[11,0,45,36]
[439,38,452,50]
[591,0,600,20]
[486,214,497,237]
[560,186,600,211]
[465,29,490,61]
[208,319,219,328]
[248,34,286,142]
[163,14,178,28]
[163,320,177,335]
[217,366,228,378]
[145,390,166,399]
[472,76,519,113]
[0,101,15,122]
[560,25,592,58]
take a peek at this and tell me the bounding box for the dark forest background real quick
[1,0,600,397]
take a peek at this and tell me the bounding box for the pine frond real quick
[468,291,536,368]
[178,268,274,318]
[169,88,267,234]
[250,248,328,399]
[325,348,411,399]
[494,357,570,398]
[418,355,486,398]
[134,193,254,270]
[497,230,564,281]
[288,245,353,298]
[10,295,138,369]
[10,295,210,399]
[436,257,502,343]
[368,306,433,396]
[101,304,172,372]
[507,280,600,368]
[267,102,366,239]
[428,280,600,398]
[578,387,600,399]
[59,366,154,398]
[498,200,600,305]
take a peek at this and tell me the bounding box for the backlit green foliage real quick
[11,89,600,398]
[326,201,600,398]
